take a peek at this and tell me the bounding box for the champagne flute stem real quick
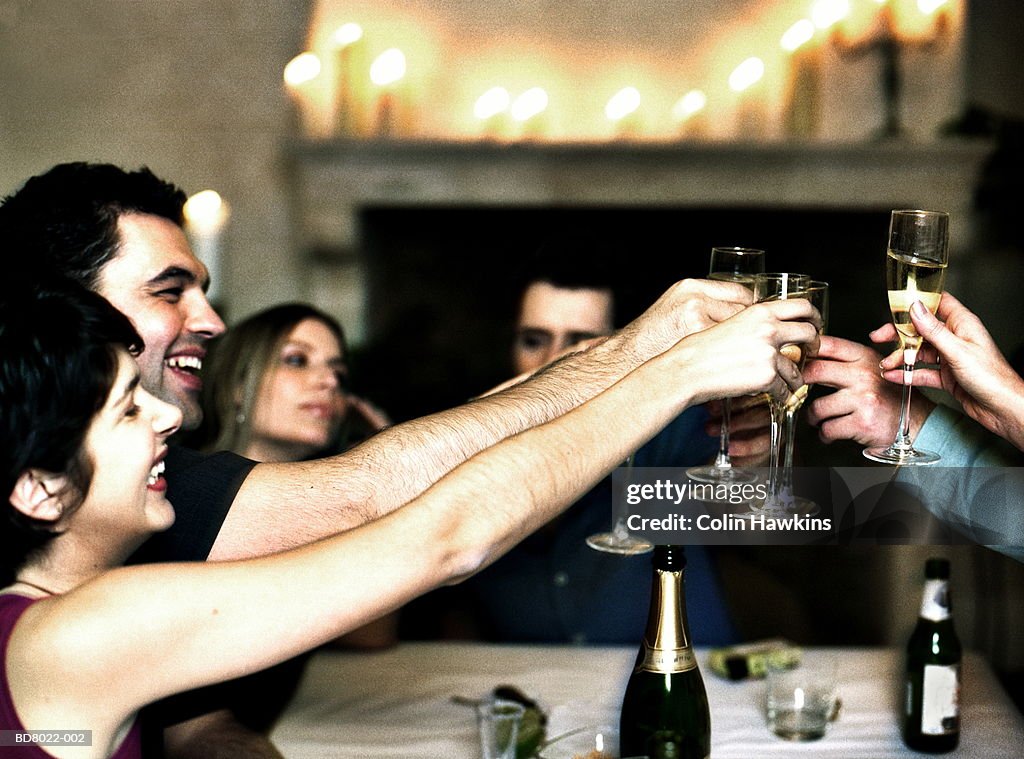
[781,407,798,499]
[614,452,637,538]
[714,398,733,467]
[891,360,916,452]
[766,401,783,504]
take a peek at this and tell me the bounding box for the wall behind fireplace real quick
[1,0,1022,324]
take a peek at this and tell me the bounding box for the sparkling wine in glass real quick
[750,272,812,513]
[778,281,829,514]
[687,246,766,485]
[864,210,949,465]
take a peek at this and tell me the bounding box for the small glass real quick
[477,699,525,759]
[765,659,840,742]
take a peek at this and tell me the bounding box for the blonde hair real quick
[191,304,348,457]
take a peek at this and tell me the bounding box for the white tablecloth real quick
[270,643,1024,758]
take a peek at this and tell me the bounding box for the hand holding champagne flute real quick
[864,210,949,465]
[687,246,765,485]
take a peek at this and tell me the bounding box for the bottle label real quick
[636,641,698,674]
[920,579,951,621]
[921,663,960,735]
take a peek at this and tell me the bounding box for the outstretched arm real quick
[9,298,815,748]
[210,279,755,559]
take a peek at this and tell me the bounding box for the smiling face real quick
[244,317,347,462]
[77,349,182,544]
[95,213,226,431]
[512,281,615,375]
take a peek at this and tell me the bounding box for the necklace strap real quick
[12,578,59,596]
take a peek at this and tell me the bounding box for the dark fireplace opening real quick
[352,205,891,464]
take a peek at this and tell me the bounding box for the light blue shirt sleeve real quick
[903,405,1024,562]
[914,404,1021,468]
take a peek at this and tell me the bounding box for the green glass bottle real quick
[903,557,961,753]
[619,545,711,759]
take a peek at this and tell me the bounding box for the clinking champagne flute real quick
[864,210,949,465]
[751,272,811,513]
[585,451,653,555]
[779,281,829,514]
[687,246,765,485]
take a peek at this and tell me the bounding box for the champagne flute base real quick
[686,464,758,485]
[862,445,940,465]
[585,531,654,555]
[747,495,820,518]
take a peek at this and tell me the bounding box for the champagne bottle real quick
[619,545,711,759]
[903,557,961,753]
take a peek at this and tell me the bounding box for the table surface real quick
[270,642,1024,758]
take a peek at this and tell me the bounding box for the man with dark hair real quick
[510,234,620,374]
[2,163,219,435]
[0,163,816,756]
[3,162,188,288]
[436,234,739,644]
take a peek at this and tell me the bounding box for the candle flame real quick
[332,22,364,47]
[729,57,764,92]
[605,87,641,121]
[370,48,406,87]
[672,89,707,120]
[510,87,548,122]
[781,19,816,51]
[183,190,229,234]
[474,87,510,120]
[811,0,850,30]
[283,52,321,87]
[918,0,948,13]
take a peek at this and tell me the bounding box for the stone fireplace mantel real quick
[285,138,993,344]
[287,138,994,256]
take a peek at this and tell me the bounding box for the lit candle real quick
[729,57,766,140]
[332,23,365,138]
[370,48,407,138]
[605,86,641,139]
[474,86,511,139]
[510,87,548,139]
[812,0,851,30]
[283,52,322,137]
[781,19,821,139]
[183,190,230,307]
[671,89,708,139]
[919,0,951,40]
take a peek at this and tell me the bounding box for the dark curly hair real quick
[0,162,187,290]
[0,275,142,583]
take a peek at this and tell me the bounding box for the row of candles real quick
[284,0,953,142]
